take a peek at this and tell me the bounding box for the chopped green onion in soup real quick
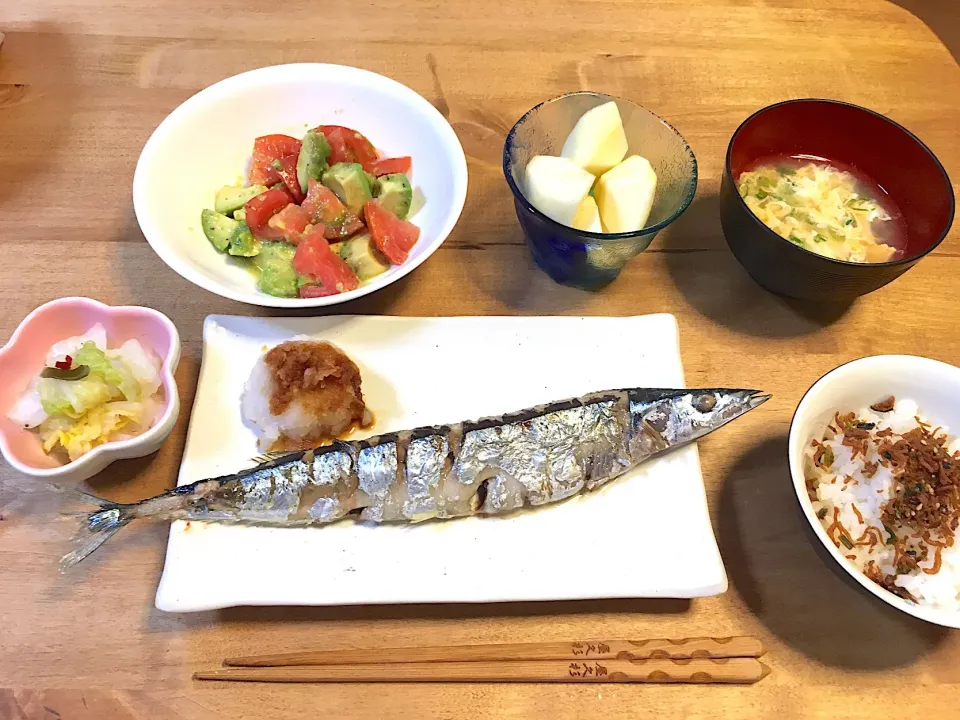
[737,162,898,263]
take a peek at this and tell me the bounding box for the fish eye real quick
[693,393,717,413]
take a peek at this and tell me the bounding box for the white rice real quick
[806,398,960,609]
[240,354,332,450]
[240,337,367,450]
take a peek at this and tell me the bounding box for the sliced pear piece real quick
[571,195,602,232]
[524,155,596,227]
[561,101,629,175]
[594,155,658,233]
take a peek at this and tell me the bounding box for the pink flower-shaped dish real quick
[0,297,181,483]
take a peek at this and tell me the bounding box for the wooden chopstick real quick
[223,636,765,667]
[195,657,769,684]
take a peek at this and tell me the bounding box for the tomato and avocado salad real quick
[200,125,418,299]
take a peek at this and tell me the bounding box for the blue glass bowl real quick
[503,92,698,289]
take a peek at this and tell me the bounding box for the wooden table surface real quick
[1,1,959,718]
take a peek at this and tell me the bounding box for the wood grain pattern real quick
[0,0,959,718]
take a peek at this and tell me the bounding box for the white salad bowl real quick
[0,297,181,484]
[133,64,468,308]
[789,355,960,628]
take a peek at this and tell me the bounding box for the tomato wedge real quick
[320,127,355,165]
[250,134,302,187]
[343,130,379,171]
[313,126,379,170]
[323,214,364,241]
[249,161,281,186]
[301,179,346,223]
[299,284,341,298]
[300,178,364,239]
[244,188,292,240]
[267,203,311,245]
[364,199,420,265]
[369,157,412,176]
[293,228,360,295]
[276,154,305,203]
[253,134,302,162]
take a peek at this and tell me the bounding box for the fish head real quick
[631,389,769,453]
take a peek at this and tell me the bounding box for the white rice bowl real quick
[789,356,960,628]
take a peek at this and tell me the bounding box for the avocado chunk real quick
[374,173,413,220]
[322,162,373,216]
[297,130,332,193]
[252,242,299,297]
[233,208,247,223]
[227,223,260,257]
[334,234,390,281]
[200,209,238,252]
[214,184,267,215]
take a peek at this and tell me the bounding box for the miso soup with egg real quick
[736,156,905,263]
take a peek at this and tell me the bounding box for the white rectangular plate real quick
[155,314,727,611]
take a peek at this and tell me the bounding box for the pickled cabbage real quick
[7,324,164,462]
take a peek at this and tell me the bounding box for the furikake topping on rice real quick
[879,422,960,561]
[871,396,896,413]
[807,397,960,606]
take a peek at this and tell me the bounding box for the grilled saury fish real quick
[61,387,768,569]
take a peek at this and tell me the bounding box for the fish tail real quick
[55,484,137,572]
